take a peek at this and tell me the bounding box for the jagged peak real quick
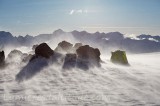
[53,29,65,34]
[71,30,89,35]
[106,31,123,35]
[94,31,100,35]
[71,30,79,33]
[0,31,12,35]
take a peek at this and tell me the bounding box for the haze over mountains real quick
[0,29,160,54]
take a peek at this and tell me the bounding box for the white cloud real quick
[69,10,74,15]
[77,9,82,13]
[124,33,138,38]
[148,38,159,42]
[84,10,88,13]
[69,9,88,15]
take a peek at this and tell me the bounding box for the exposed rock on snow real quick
[73,43,83,50]
[7,49,30,63]
[35,43,54,59]
[111,50,129,65]
[55,41,73,53]
[8,49,24,58]
[76,45,101,69]
[0,51,5,67]
[63,53,77,69]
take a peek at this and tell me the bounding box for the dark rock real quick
[63,53,77,69]
[29,54,38,62]
[73,43,83,50]
[76,58,90,70]
[55,41,73,53]
[16,51,63,82]
[76,45,101,69]
[110,50,129,65]
[0,51,5,66]
[35,43,54,59]
[16,56,49,82]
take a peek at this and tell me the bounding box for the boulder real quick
[63,53,77,69]
[0,51,5,66]
[73,43,83,50]
[55,41,73,53]
[110,50,129,65]
[29,55,37,62]
[35,43,54,59]
[7,49,30,63]
[76,45,101,69]
[8,49,23,58]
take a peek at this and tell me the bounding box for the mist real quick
[0,39,160,106]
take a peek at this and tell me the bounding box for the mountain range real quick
[0,29,160,53]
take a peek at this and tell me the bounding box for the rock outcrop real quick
[35,43,54,59]
[63,53,77,69]
[76,45,101,69]
[110,50,129,65]
[55,41,73,53]
[7,49,30,63]
[8,50,24,58]
[30,43,54,62]
[73,43,83,50]
[0,51,5,66]
[59,43,101,70]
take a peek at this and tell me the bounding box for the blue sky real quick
[0,0,160,36]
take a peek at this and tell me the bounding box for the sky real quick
[0,0,160,36]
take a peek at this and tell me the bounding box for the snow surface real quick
[0,52,160,106]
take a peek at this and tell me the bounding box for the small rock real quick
[0,51,5,66]
[7,49,30,63]
[63,53,77,69]
[55,41,73,53]
[110,50,129,65]
[35,43,54,59]
[8,50,23,58]
[76,45,101,69]
[73,43,83,50]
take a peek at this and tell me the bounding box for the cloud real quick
[77,9,82,13]
[69,10,74,15]
[69,9,88,15]
[148,38,159,42]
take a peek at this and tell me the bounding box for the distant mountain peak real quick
[71,30,89,35]
[0,31,12,35]
[71,30,79,33]
[53,29,65,34]
[94,31,101,35]
[0,31,13,38]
